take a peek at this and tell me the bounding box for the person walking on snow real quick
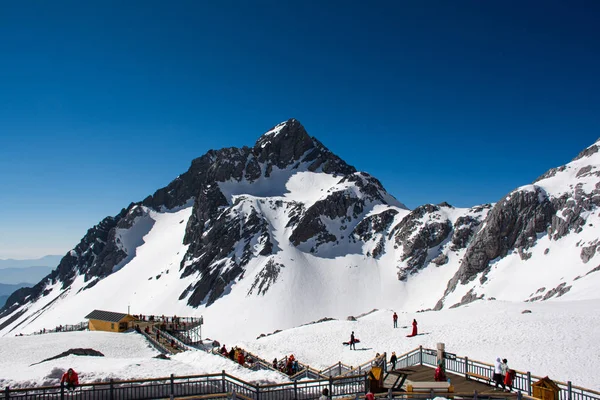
[393,312,398,328]
[390,352,397,370]
[350,331,356,350]
[493,357,505,390]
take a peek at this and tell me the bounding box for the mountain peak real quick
[255,118,308,146]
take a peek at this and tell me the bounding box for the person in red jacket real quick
[237,351,245,366]
[393,312,398,328]
[61,368,79,391]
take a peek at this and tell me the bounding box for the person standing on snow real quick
[350,331,356,350]
[406,319,418,337]
[393,312,398,328]
[390,352,397,370]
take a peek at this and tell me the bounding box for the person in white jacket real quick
[493,357,506,389]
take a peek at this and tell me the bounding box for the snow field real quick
[0,331,289,389]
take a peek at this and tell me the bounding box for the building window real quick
[111,323,115,330]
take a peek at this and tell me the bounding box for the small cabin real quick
[532,377,561,400]
[85,310,136,333]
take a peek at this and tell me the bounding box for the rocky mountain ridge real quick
[1,121,599,338]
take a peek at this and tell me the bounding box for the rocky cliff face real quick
[2,122,599,336]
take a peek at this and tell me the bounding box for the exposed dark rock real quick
[347,316,357,321]
[31,348,104,366]
[521,310,532,314]
[449,288,483,308]
[542,283,572,300]
[432,254,449,266]
[585,265,600,276]
[353,209,399,242]
[248,259,285,296]
[444,187,555,296]
[580,242,598,263]
[154,353,170,360]
[392,204,453,278]
[300,317,336,326]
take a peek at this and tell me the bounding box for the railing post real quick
[388,388,392,399]
[60,381,64,400]
[364,373,369,393]
[170,373,175,400]
[222,370,226,393]
[474,390,478,400]
[294,380,298,399]
[256,384,260,400]
[5,386,9,400]
[464,356,469,379]
[339,361,342,376]
[430,389,434,399]
[329,376,333,397]
[527,372,532,396]
[383,352,387,373]
[419,346,423,366]
[517,391,522,400]
[110,379,114,400]
[568,381,572,400]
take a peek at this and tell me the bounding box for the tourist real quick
[61,368,79,391]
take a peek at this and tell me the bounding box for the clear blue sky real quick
[0,1,599,259]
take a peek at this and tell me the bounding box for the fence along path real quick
[5,347,599,400]
[389,346,600,400]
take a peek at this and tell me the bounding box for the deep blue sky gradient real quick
[1,1,599,258]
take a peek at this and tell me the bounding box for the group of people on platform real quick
[273,354,300,375]
[219,344,256,368]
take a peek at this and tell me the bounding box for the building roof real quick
[85,310,131,323]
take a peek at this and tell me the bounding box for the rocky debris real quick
[521,309,532,314]
[347,316,357,321]
[449,288,483,308]
[256,329,283,340]
[154,353,170,360]
[31,348,104,366]
[432,254,449,266]
[580,241,599,263]
[355,308,379,318]
[248,259,285,296]
[300,317,336,327]
[542,283,572,300]
[585,265,600,276]
[544,248,550,255]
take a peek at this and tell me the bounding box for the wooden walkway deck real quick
[392,365,513,396]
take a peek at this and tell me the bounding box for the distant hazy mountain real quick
[0,255,62,270]
[0,283,31,308]
[0,266,54,285]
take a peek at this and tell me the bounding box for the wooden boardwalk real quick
[391,365,513,396]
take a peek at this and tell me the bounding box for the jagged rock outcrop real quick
[289,172,399,248]
[392,204,453,280]
[444,187,555,295]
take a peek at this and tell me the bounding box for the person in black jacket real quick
[390,352,397,370]
[229,348,235,361]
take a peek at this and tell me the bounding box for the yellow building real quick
[85,310,136,333]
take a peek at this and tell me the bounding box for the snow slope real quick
[0,331,288,389]
[2,300,598,390]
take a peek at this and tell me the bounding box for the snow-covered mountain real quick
[1,119,599,343]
